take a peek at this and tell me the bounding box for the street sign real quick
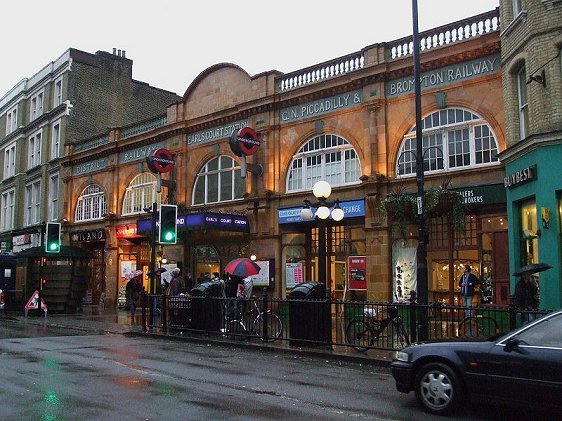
[25,291,47,310]
[229,127,260,156]
[24,290,48,317]
[147,148,175,173]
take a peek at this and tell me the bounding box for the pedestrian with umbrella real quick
[513,263,551,323]
[224,258,261,319]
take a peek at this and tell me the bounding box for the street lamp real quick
[300,181,345,286]
[412,0,429,340]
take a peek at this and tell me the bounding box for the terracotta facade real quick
[62,9,508,308]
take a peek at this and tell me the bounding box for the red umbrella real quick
[224,258,261,277]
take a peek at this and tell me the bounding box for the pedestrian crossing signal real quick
[45,222,61,253]
[159,205,177,244]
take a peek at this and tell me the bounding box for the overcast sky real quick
[2,0,499,98]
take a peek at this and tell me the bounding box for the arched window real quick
[286,134,361,192]
[396,108,499,177]
[192,156,244,205]
[122,173,160,215]
[75,184,107,222]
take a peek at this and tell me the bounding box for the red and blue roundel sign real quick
[229,127,260,157]
[147,148,175,173]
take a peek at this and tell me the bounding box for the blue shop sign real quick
[137,212,249,233]
[278,199,365,224]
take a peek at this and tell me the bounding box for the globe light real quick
[315,205,331,220]
[300,207,314,220]
[313,180,331,199]
[250,254,257,261]
[331,203,345,221]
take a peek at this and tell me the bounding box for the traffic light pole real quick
[149,200,158,328]
[38,223,44,317]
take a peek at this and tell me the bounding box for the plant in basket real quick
[380,186,417,238]
[424,179,467,233]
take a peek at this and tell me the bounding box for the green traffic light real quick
[164,232,175,242]
[49,242,59,251]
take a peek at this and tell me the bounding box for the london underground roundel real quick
[148,148,175,173]
[229,127,260,157]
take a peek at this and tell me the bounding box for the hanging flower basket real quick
[380,193,417,237]
[424,188,466,232]
[431,190,463,217]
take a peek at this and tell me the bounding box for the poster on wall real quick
[286,262,303,289]
[120,261,135,279]
[348,256,367,290]
[249,260,274,287]
[392,242,417,302]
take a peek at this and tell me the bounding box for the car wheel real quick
[414,362,463,415]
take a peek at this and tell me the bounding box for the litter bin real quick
[189,280,223,332]
[288,282,327,346]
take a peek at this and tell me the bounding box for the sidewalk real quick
[2,306,393,367]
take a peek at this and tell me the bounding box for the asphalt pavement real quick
[1,305,393,367]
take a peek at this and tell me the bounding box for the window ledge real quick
[501,10,527,37]
[542,0,562,10]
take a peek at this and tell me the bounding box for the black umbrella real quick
[513,263,552,276]
[147,267,167,277]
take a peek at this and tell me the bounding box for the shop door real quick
[492,231,510,306]
[87,247,105,305]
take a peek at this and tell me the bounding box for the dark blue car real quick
[391,310,562,415]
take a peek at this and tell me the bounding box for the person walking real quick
[458,265,480,335]
[125,274,141,319]
[514,271,539,323]
[168,268,185,296]
[458,265,480,308]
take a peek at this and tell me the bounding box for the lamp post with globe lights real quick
[299,181,345,288]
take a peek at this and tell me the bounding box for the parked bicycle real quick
[224,298,283,342]
[346,305,410,352]
[458,309,499,337]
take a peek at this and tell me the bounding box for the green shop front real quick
[501,144,562,310]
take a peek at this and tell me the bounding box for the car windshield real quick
[503,312,562,347]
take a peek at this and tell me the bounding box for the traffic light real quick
[159,204,177,244]
[45,222,61,253]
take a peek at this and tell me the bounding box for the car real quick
[391,310,562,415]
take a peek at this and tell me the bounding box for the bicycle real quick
[458,309,499,337]
[224,298,283,342]
[345,305,410,352]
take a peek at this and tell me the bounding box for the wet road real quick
[0,319,552,420]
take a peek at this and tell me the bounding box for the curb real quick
[124,330,392,368]
[2,314,392,367]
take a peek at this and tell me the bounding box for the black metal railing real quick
[140,292,550,352]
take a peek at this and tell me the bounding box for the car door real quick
[485,313,562,410]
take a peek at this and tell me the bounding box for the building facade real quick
[62,9,509,309]
[498,0,562,310]
[0,48,180,305]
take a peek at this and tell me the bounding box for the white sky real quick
[2,0,499,97]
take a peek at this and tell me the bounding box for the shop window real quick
[396,108,499,177]
[455,214,478,247]
[122,173,161,216]
[76,184,107,222]
[517,66,529,140]
[192,155,244,205]
[521,200,539,265]
[286,134,361,192]
[428,216,449,249]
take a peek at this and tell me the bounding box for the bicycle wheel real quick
[393,320,410,349]
[345,319,373,352]
[475,316,499,337]
[458,317,477,337]
[224,319,247,340]
[255,312,283,342]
